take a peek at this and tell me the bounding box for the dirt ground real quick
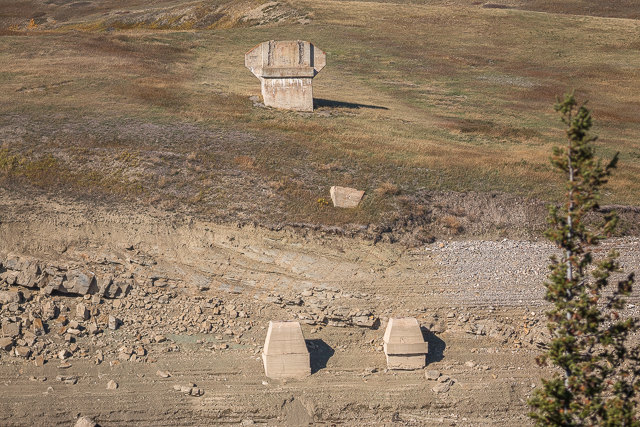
[1,191,639,426]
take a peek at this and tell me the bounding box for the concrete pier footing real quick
[383,317,429,370]
[262,321,311,379]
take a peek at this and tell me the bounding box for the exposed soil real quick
[1,191,639,426]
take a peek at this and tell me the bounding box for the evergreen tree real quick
[528,92,639,426]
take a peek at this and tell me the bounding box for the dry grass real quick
[0,0,638,234]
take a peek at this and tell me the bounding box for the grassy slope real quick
[0,0,639,232]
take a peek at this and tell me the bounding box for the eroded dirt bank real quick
[1,191,639,426]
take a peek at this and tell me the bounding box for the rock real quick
[43,301,58,320]
[58,349,72,359]
[425,370,440,380]
[34,355,45,367]
[23,331,37,346]
[2,322,20,338]
[76,303,90,320]
[15,346,30,357]
[75,416,97,427]
[156,370,171,378]
[0,337,14,351]
[31,318,45,336]
[351,316,379,328]
[465,361,476,368]
[0,291,23,304]
[330,186,365,208]
[56,375,78,384]
[106,380,118,390]
[154,335,166,343]
[62,270,94,295]
[108,315,118,331]
[432,380,451,394]
[87,323,100,335]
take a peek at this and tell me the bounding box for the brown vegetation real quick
[0,0,638,241]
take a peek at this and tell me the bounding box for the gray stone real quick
[2,322,20,338]
[0,337,14,351]
[43,301,58,320]
[62,270,94,295]
[245,40,326,112]
[76,303,90,320]
[351,316,378,328]
[108,315,118,330]
[15,346,30,357]
[0,291,23,304]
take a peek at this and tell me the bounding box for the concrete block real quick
[330,186,364,208]
[246,40,326,112]
[262,321,310,379]
[383,317,428,370]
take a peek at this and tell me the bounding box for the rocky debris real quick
[0,253,131,298]
[432,380,451,394]
[56,375,78,384]
[425,370,440,380]
[106,380,118,389]
[173,383,204,396]
[157,370,171,378]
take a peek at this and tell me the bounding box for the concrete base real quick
[385,354,426,370]
[383,317,428,370]
[261,77,313,112]
[262,321,311,379]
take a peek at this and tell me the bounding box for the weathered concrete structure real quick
[330,186,365,208]
[383,317,429,370]
[262,321,311,379]
[245,40,326,112]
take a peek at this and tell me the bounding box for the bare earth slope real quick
[1,193,639,426]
